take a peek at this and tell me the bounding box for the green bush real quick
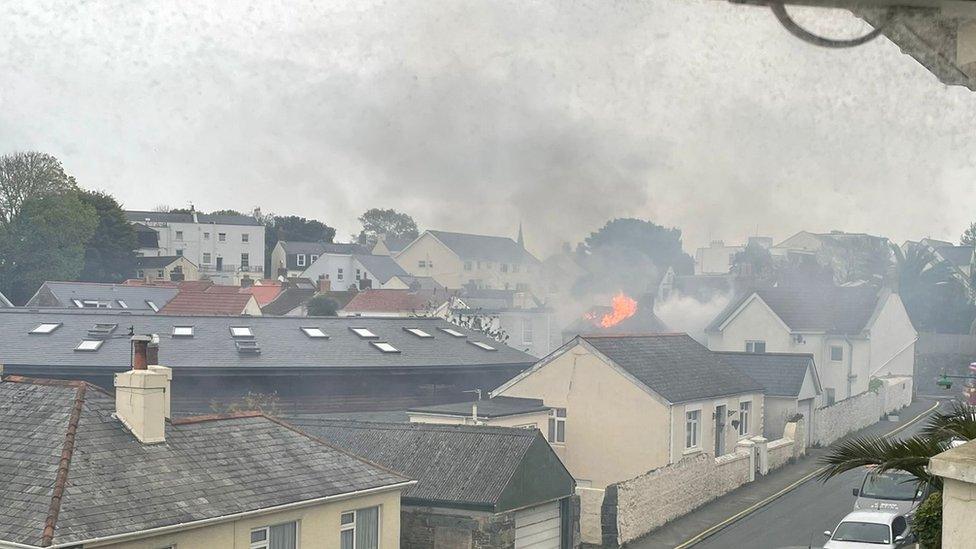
[912,490,942,549]
[868,378,885,394]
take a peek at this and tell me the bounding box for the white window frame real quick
[76,340,104,352]
[468,340,496,351]
[522,318,533,345]
[745,340,766,354]
[242,233,249,242]
[685,406,702,450]
[339,507,380,549]
[296,254,306,267]
[203,252,212,264]
[830,345,844,362]
[438,327,466,338]
[350,327,378,339]
[30,322,62,334]
[404,327,433,338]
[204,231,210,240]
[172,326,194,337]
[301,326,329,338]
[738,400,752,437]
[146,300,159,312]
[230,326,254,338]
[250,521,299,549]
[218,232,227,242]
[371,341,400,353]
[175,230,184,241]
[241,253,250,269]
[117,299,128,309]
[548,408,566,444]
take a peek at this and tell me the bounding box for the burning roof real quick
[563,292,669,340]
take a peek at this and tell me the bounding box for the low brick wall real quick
[577,487,606,545]
[812,377,913,447]
[401,507,516,549]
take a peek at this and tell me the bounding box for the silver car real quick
[823,510,913,548]
[852,469,927,520]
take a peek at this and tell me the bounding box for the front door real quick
[715,405,726,456]
[216,256,224,272]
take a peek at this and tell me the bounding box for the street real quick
[692,408,934,549]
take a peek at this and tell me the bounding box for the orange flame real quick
[589,292,638,328]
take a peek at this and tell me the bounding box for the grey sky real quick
[2,0,974,257]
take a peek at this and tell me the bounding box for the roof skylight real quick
[301,327,329,338]
[71,299,83,308]
[172,326,194,337]
[30,323,62,334]
[350,327,379,339]
[230,326,253,338]
[235,339,261,354]
[371,341,400,353]
[146,300,159,312]
[404,327,433,338]
[75,339,104,352]
[468,341,497,351]
[117,299,128,309]
[438,327,466,338]
[87,323,118,338]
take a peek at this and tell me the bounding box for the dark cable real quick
[769,1,894,49]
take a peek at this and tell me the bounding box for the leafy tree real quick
[264,215,336,276]
[0,193,98,303]
[730,241,774,279]
[356,208,419,247]
[306,295,339,316]
[210,209,244,216]
[0,152,78,224]
[961,223,976,246]
[571,218,694,296]
[77,190,138,283]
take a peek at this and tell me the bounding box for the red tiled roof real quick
[342,289,453,314]
[159,291,255,316]
[240,284,283,306]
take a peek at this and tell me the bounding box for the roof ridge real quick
[713,351,814,358]
[41,383,86,546]
[581,332,688,339]
[171,411,265,424]
[2,375,113,397]
[295,418,538,436]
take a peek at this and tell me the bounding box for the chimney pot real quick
[131,336,151,370]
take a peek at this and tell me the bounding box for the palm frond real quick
[921,401,976,443]
[817,434,947,486]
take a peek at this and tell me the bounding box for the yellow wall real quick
[92,489,402,549]
[495,343,671,488]
[395,232,537,291]
[669,393,765,463]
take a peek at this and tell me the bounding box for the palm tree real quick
[891,243,974,333]
[817,402,974,488]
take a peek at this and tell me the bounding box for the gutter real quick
[40,480,415,549]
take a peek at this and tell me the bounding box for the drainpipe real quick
[844,336,855,399]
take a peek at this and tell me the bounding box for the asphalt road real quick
[692,414,933,549]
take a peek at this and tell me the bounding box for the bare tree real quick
[0,152,77,225]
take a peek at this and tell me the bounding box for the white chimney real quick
[115,336,168,443]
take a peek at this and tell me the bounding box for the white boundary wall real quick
[812,376,913,447]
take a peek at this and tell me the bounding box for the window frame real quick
[547,407,567,444]
[301,326,329,339]
[830,345,844,362]
[242,233,249,242]
[738,400,751,437]
[403,327,433,338]
[172,325,194,338]
[685,407,702,450]
[175,230,184,241]
[249,520,298,549]
[241,253,250,269]
[339,506,381,549]
[203,252,212,264]
[521,318,533,345]
[745,340,766,354]
[230,326,254,338]
[75,339,104,352]
[30,322,62,334]
[350,327,379,339]
[146,300,159,312]
[218,232,227,242]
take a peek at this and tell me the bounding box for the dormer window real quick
[75,340,104,352]
[403,327,433,338]
[350,327,378,339]
[30,323,62,334]
[438,327,466,338]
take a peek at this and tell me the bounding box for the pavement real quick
[627,398,942,549]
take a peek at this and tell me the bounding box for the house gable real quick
[495,434,576,513]
[866,292,918,378]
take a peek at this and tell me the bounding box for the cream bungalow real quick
[706,286,916,404]
[492,334,765,488]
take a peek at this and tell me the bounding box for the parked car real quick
[823,510,913,548]
[852,468,928,520]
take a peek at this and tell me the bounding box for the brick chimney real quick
[115,335,169,443]
[318,276,331,293]
[241,275,254,288]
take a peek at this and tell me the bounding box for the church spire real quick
[517,222,525,249]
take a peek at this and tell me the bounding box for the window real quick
[204,231,210,239]
[230,326,253,338]
[340,507,380,549]
[825,388,836,406]
[76,340,104,352]
[157,269,165,278]
[548,408,566,443]
[468,340,496,351]
[250,521,297,549]
[71,299,83,308]
[88,323,118,337]
[218,232,226,241]
[738,401,751,436]
[30,323,62,334]
[522,319,533,345]
[172,326,194,337]
[371,341,400,353]
[464,261,472,271]
[203,252,212,264]
[241,253,249,268]
[513,264,520,273]
[137,270,145,278]
[830,345,844,362]
[350,327,378,339]
[418,260,427,268]
[146,300,159,312]
[117,299,128,309]
[81,300,110,308]
[745,340,766,353]
[301,326,329,338]
[337,268,344,280]
[236,339,261,354]
[310,254,319,263]
[685,409,701,449]
[242,233,249,242]
[438,327,466,338]
[175,230,183,241]
[176,249,183,257]
[297,254,306,267]
[404,327,433,338]
[356,268,361,281]
[501,263,509,272]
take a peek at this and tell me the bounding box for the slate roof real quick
[158,290,255,316]
[26,282,180,311]
[342,289,454,314]
[259,288,317,315]
[279,241,367,255]
[427,230,540,264]
[353,254,409,284]
[563,306,670,337]
[288,419,545,509]
[377,236,413,254]
[0,310,536,373]
[125,210,263,226]
[393,276,444,290]
[408,396,548,418]
[714,352,817,397]
[706,285,883,334]
[581,334,764,403]
[935,245,974,268]
[134,255,192,269]
[0,291,12,307]
[0,377,409,547]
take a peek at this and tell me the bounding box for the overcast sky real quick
[2,0,974,256]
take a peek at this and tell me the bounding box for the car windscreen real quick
[861,471,921,501]
[831,521,891,544]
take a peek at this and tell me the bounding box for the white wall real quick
[868,294,918,378]
[140,219,265,285]
[695,244,742,275]
[301,254,360,290]
[811,376,913,446]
